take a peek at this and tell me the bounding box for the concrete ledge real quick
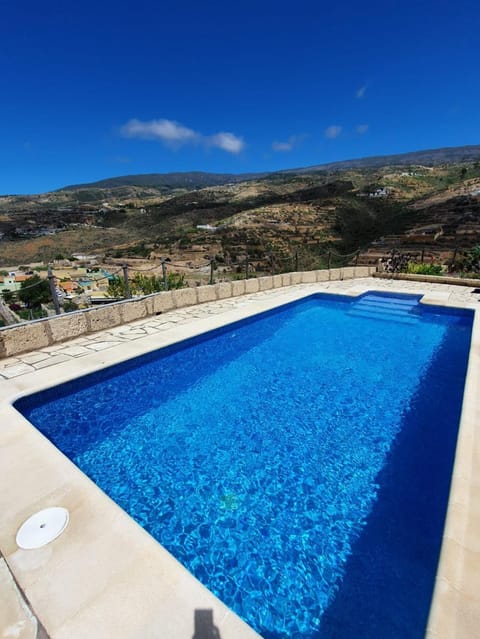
[290,272,302,285]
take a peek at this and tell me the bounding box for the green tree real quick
[18,275,52,309]
[1,289,15,304]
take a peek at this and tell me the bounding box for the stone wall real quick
[373,271,480,288]
[0,267,376,359]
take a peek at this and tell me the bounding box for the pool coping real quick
[0,278,479,638]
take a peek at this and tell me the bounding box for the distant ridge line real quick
[60,143,480,191]
[286,144,480,173]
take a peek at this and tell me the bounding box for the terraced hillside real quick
[1,147,480,268]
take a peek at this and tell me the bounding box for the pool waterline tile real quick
[0,278,480,638]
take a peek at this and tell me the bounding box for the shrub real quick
[406,262,443,276]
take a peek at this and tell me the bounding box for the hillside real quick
[62,171,263,191]
[55,144,480,191]
[1,144,480,268]
[291,144,480,173]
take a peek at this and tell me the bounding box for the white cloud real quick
[356,85,367,99]
[121,119,198,145]
[209,132,245,153]
[272,135,301,152]
[356,124,369,135]
[325,125,342,139]
[272,141,293,152]
[120,118,244,154]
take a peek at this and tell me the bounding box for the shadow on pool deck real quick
[192,609,222,639]
[316,320,471,638]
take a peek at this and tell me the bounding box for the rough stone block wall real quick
[1,321,51,358]
[215,282,233,299]
[49,311,89,343]
[354,266,372,278]
[301,271,316,283]
[328,268,341,280]
[342,267,355,279]
[0,267,378,358]
[172,288,198,308]
[316,270,330,282]
[86,304,122,333]
[258,276,274,291]
[245,279,259,294]
[231,280,246,296]
[119,299,149,323]
[197,285,217,303]
[151,291,175,313]
[272,274,283,288]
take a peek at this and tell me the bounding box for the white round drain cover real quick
[16,507,69,549]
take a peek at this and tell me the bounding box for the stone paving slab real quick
[0,557,38,639]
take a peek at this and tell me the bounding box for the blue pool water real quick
[16,292,473,638]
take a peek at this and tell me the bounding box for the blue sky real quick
[1,0,479,194]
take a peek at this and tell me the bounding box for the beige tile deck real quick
[1,277,479,638]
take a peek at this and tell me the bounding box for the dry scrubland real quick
[1,153,480,269]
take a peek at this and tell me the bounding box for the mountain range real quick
[59,144,480,192]
[1,143,480,269]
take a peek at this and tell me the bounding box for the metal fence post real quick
[295,251,299,272]
[47,264,61,315]
[161,258,168,290]
[209,258,215,285]
[421,249,425,263]
[122,263,131,299]
[327,250,331,270]
[269,254,275,276]
[355,250,359,266]
[245,254,249,280]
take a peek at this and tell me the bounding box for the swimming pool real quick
[15,292,473,638]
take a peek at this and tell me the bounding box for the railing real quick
[0,265,377,358]
[0,244,472,326]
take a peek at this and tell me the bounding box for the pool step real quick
[349,294,420,324]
